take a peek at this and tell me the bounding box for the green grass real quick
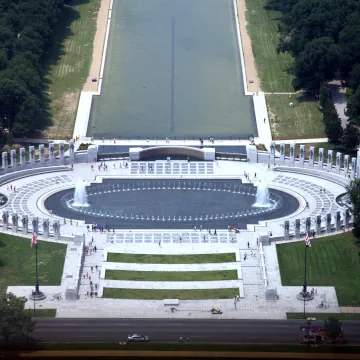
[245,0,294,92]
[4,343,360,353]
[25,309,57,318]
[43,0,101,139]
[277,232,360,306]
[107,253,236,264]
[105,270,238,281]
[287,312,360,320]
[0,234,66,294]
[267,94,325,140]
[103,288,239,300]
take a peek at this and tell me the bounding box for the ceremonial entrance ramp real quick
[87,0,256,140]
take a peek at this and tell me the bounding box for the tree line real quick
[0,0,65,144]
[266,0,360,140]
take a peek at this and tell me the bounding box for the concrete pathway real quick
[328,80,349,128]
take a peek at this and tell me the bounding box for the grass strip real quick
[277,232,360,306]
[107,253,236,264]
[5,342,360,353]
[245,0,294,92]
[25,309,57,318]
[287,312,360,321]
[105,270,238,282]
[103,288,239,300]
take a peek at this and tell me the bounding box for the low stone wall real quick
[129,146,215,161]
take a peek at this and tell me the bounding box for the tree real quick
[324,317,342,343]
[323,100,343,144]
[0,292,35,342]
[346,179,360,238]
[319,83,331,109]
[341,123,360,151]
[346,86,360,125]
[293,37,340,90]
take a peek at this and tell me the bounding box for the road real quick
[28,318,360,344]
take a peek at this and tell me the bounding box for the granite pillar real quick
[335,152,341,174]
[284,220,290,240]
[327,150,333,172]
[49,143,55,164]
[295,219,301,239]
[29,146,35,166]
[316,215,322,235]
[289,143,295,167]
[299,145,305,167]
[309,146,315,168]
[326,213,332,233]
[20,147,26,168]
[2,152,8,173]
[39,145,45,165]
[344,155,349,178]
[280,143,285,164]
[318,148,324,170]
[21,215,28,234]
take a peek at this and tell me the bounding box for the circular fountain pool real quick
[44,179,299,229]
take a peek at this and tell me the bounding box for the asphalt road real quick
[28,319,360,344]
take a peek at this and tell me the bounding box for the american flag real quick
[30,232,38,247]
[304,231,311,247]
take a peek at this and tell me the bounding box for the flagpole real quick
[303,243,307,319]
[35,243,40,294]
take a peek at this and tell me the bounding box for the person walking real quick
[200,224,203,231]
[247,241,250,249]
[179,336,183,342]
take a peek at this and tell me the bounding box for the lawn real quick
[244,0,294,92]
[287,312,360,321]
[105,270,238,282]
[107,253,236,264]
[103,288,239,300]
[43,0,100,139]
[0,234,66,294]
[275,142,356,166]
[25,309,57,318]
[277,232,360,306]
[267,93,325,140]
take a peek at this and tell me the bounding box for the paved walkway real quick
[328,80,349,128]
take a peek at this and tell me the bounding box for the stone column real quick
[11,213,18,233]
[316,215,322,235]
[335,210,341,231]
[2,211,9,231]
[49,143,55,164]
[318,148,324,170]
[289,143,295,167]
[21,215,28,235]
[59,142,65,164]
[357,150,360,179]
[39,145,45,165]
[2,152,8,174]
[280,143,285,164]
[69,141,75,163]
[10,149,17,170]
[42,219,49,238]
[29,146,35,166]
[269,142,275,165]
[351,157,357,178]
[295,219,301,239]
[53,220,60,240]
[344,155,350,178]
[20,147,26,168]
[32,217,39,233]
[299,145,305,167]
[308,146,315,168]
[305,217,311,233]
[284,220,290,240]
[326,213,332,233]
[335,152,341,174]
[327,150,333,172]
[345,209,350,229]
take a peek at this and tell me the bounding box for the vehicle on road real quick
[127,334,150,342]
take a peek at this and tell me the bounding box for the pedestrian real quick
[90,281,93,286]
[90,292,93,297]
[186,337,190,342]
[247,241,250,249]
[94,246,97,252]
[159,240,161,247]
[214,229,217,235]
[234,297,237,309]
[179,236,182,243]
[180,336,183,342]
[87,291,89,297]
[91,266,93,272]
[99,269,101,277]
[244,253,247,261]
[264,117,266,123]
[200,224,203,231]
[254,173,256,178]
[268,164,270,170]
[95,265,98,271]
[208,228,211,234]
[194,226,197,231]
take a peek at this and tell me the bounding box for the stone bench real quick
[164,299,180,306]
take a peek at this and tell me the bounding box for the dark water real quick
[45,179,298,229]
[88,0,256,139]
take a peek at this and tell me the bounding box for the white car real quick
[127,334,149,342]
